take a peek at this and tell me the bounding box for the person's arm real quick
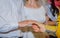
[0,16,38,33]
[0,17,31,33]
[45,5,56,25]
[45,16,56,25]
[0,16,18,33]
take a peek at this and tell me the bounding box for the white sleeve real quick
[46,5,56,21]
[0,0,19,32]
[0,17,18,32]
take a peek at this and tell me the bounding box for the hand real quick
[18,20,38,27]
[32,23,46,32]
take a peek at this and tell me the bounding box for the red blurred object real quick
[55,1,60,7]
[48,0,51,4]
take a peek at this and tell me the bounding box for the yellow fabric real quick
[56,13,60,38]
[45,25,56,32]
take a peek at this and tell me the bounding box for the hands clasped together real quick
[18,20,46,32]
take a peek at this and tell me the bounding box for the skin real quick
[32,25,40,32]
[18,20,38,27]
[45,0,57,26]
[18,0,45,32]
[32,23,46,32]
[25,0,40,8]
[18,0,57,33]
[25,0,56,26]
[25,0,46,32]
[45,16,56,26]
[47,0,60,26]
